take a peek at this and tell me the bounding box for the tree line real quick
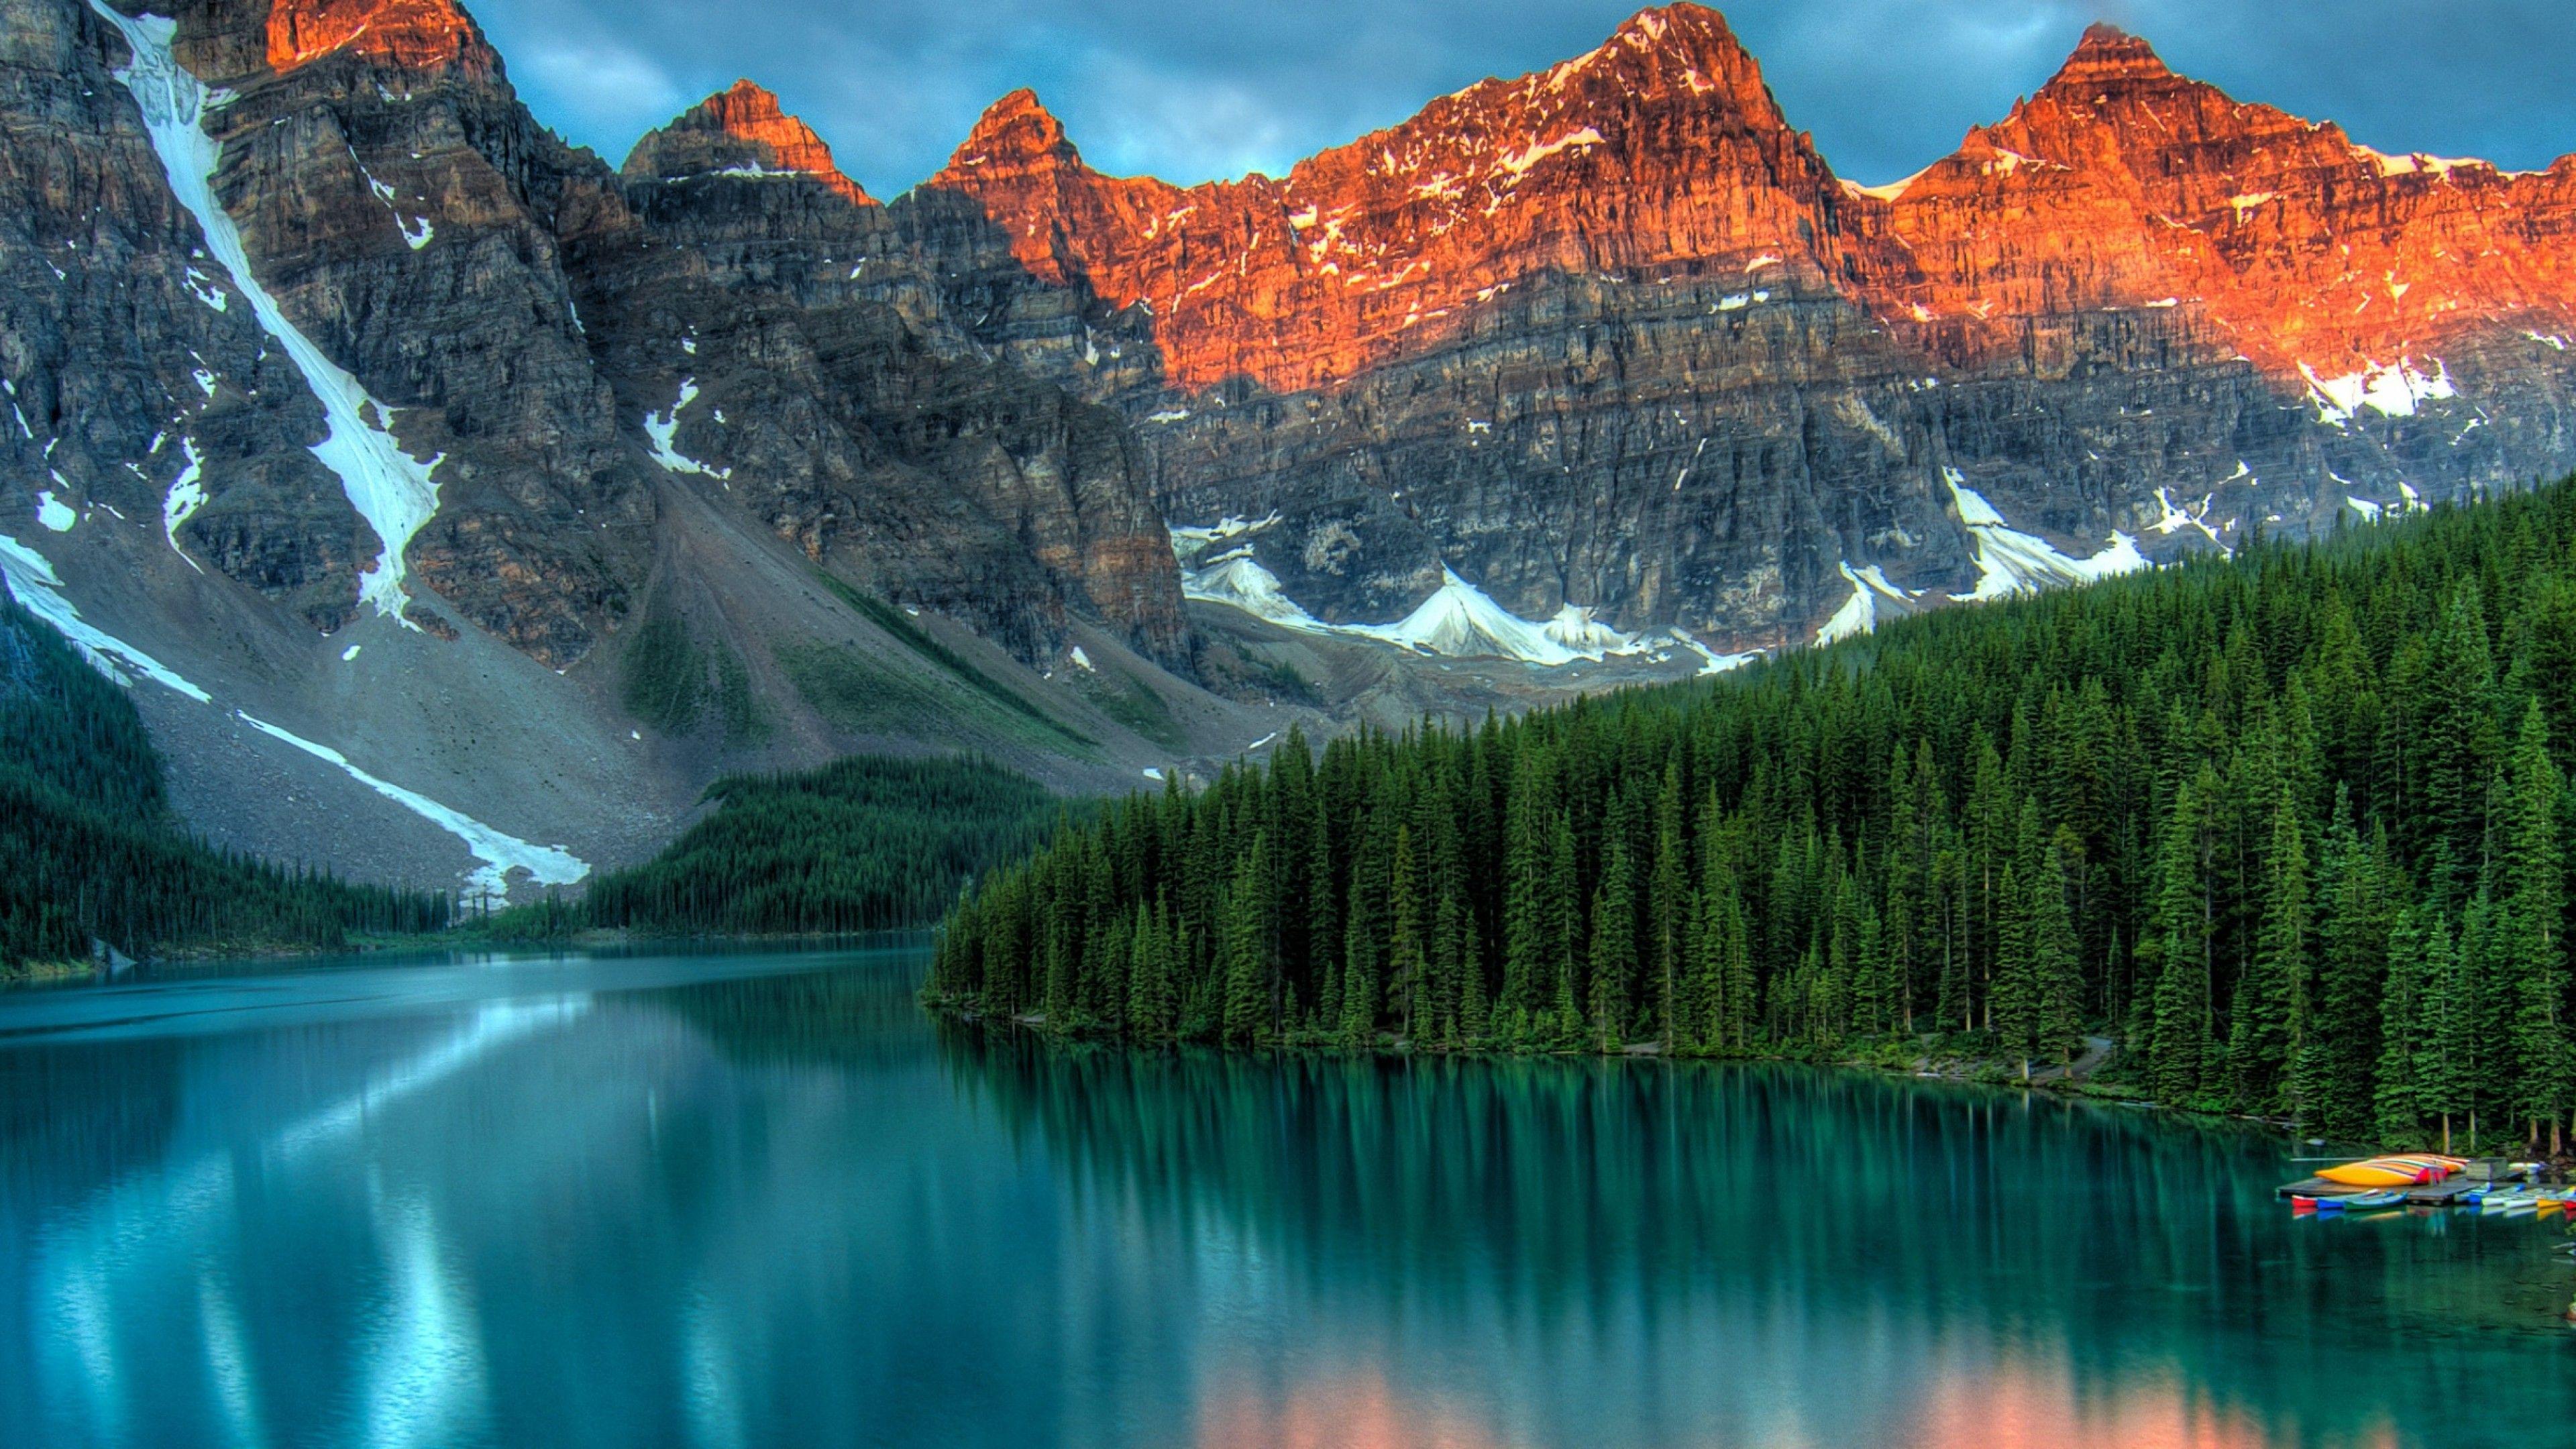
[574,753,1074,936]
[930,480,2576,1154]
[0,600,449,972]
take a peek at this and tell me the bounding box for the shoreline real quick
[922,1000,2546,1157]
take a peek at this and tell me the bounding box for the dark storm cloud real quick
[471,0,2576,197]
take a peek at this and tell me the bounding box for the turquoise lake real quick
[3,943,2571,1448]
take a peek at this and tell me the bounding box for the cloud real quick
[467,0,2576,195]
[512,38,689,159]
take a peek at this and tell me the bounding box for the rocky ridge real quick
[919,6,2576,645]
[0,0,1235,901]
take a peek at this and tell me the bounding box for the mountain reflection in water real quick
[0,946,2565,1448]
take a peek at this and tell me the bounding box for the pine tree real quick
[2315,803,2392,1139]
[2374,906,2428,1144]
[1389,825,1426,1042]
[2235,793,2310,1115]
[1649,761,1687,1046]
[1501,750,1549,1026]
[1221,835,1274,1047]
[2502,699,2571,1150]
[1458,910,1490,1045]
[2033,828,2084,1067]
[2418,586,2500,906]
[1546,810,1582,1048]
[1851,894,1888,1039]
[1992,862,2037,1076]
[2419,912,2471,1152]
[1587,838,1638,1051]
[2149,770,2218,1103]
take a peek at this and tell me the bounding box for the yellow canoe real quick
[2316,1156,2459,1187]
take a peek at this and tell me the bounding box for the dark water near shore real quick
[2,943,2569,1448]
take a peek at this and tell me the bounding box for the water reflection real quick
[1196,1370,1499,1449]
[0,947,2567,1449]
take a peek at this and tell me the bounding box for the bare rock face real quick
[264,0,498,77]
[8,0,1188,682]
[119,0,657,665]
[921,5,2576,647]
[1849,23,2576,496]
[620,79,873,207]
[923,9,1857,398]
[594,86,1189,669]
[0,0,371,629]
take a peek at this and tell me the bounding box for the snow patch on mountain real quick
[95,4,443,623]
[1497,128,1604,179]
[1668,627,1760,676]
[2300,358,2457,425]
[0,533,210,700]
[162,439,207,570]
[1171,518,1642,665]
[1946,471,2149,601]
[2151,486,2229,548]
[644,378,731,479]
[233,712,589,896]
[1816,562,1915,643]
[1339,568,1642,664]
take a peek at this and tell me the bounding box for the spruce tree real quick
[1389,825,1426,1042]
[2502,699,2572,1149]
[2033,829,2084,1067]
[1587,839,1638,1051]
[1221,836,1274,1046]
[2374,906,2427,1144]
[1992,862,2037,1076]
[2419,913,2471,1152]
[1459,910,1490,1045]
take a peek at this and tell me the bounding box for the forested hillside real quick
[577,755,1072,936]
[0,601,448,973]
[931,482,2576,1153]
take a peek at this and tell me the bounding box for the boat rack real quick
[2273,1175,2484,1205]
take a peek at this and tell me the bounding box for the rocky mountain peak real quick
[924,4,1843,393]
[2055,21,2171,83]
[624,79,873,205]
[936,89,1081,182]
[1603,3,1768,89]
[264,0,498,78]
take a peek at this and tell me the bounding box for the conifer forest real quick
[932,483,2576,1153]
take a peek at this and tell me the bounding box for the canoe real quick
[2316,1159,2434,1187]
[2343,1191,2407,1209]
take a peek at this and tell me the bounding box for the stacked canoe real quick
[2314,1155,2470,1187]
[2280,1155,2484,1210]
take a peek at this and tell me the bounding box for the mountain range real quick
[5,0,2573,898]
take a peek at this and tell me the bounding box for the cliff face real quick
[0,0,1222,902]
[598,84,1188,667]
[1,0,372,630]
[7,0,1184,673]
[924,9,1857,397]
[1863,26,2576,376]
[619,78,874,207]
[921,6,2576,645]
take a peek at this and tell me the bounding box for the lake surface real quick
[3,944,2570,1448]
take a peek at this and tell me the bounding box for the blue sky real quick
[474,0,2576,197]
